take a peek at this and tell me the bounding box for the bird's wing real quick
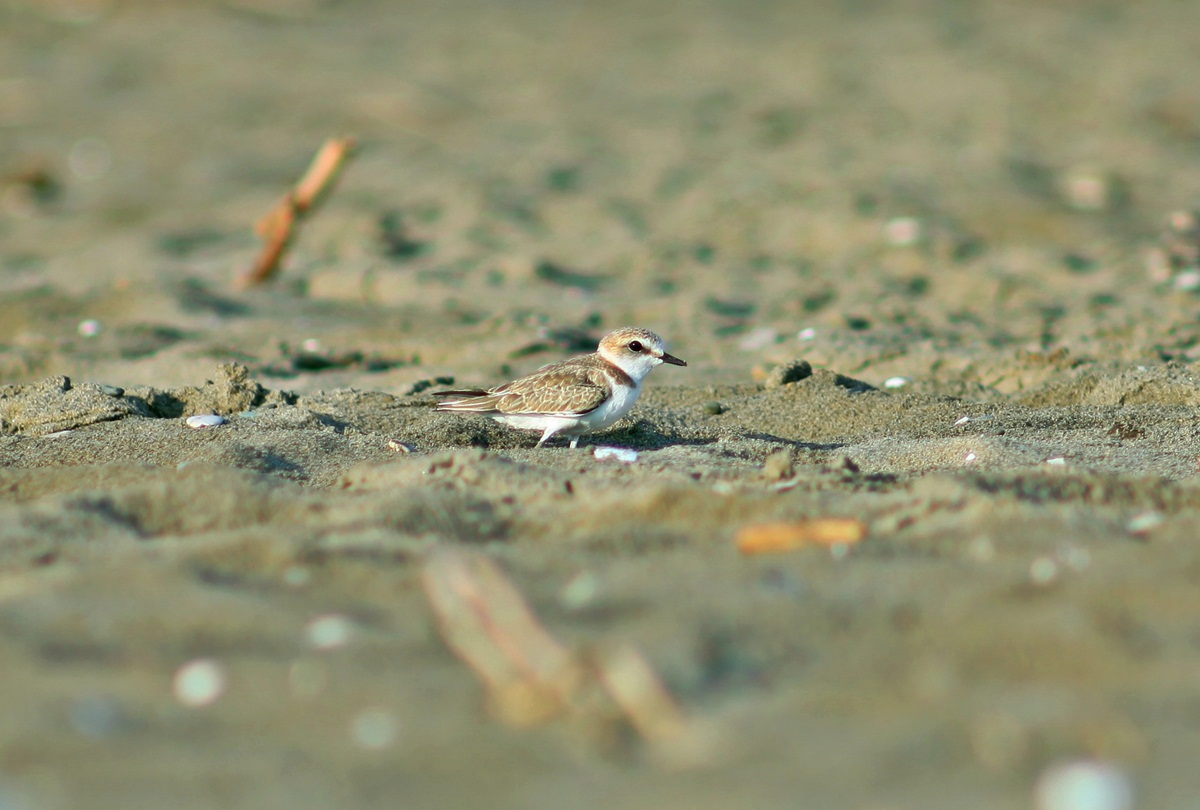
[495,367,611,416]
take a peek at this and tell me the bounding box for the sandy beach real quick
[3,1,1200,807]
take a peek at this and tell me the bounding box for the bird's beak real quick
[660,351,687,367]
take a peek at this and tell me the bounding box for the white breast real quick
[584,380,640,432]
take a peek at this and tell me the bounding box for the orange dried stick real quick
[243,200,296,287]
[240,135,357,288]
[735,518,867,555]
[292,135,357,214]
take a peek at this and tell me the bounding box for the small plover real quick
[434,327,686,448]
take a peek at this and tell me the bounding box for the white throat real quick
[599,349,661,384]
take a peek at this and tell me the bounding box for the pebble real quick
[305,613,355,651]
[1172,270,1200,291]
[1059,167,1116,212]
[1034,760,1134,810]
[185,414,228,429]
[99,384,124,397]
[387,439,415,453]
[702,401,724,415]
[593,446,638,463]
[173,658,228,708]
[558,572,601,610]
[883,216,923,247]
[1045,456,1067,466]
[350,707,400,750]
[883,376,910,389]
[1030,556,1059,585]
[1126,511,1163,536]
[761,449,795,480]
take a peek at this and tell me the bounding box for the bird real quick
[433,326,686,448]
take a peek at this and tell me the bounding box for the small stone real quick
[763,359,812,389]
[593,446,638,463]
[1059,167,1119,212]
[1034,760,1134,810]
[702,401,724,415]
[1030,556,1059,585]
[350,707,400,750]
[883,216,923,247]
[99,384,124,397]
[883,376,910,389]
[558,572,601,610]
[1173,270,1200,291]
[185,414,228,429]
[306,614,355,651]
[1126,511,1163,536]
[761,449,794,480]
[173,658,228,708]
[388,439,415,452]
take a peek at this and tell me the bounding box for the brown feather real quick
[435,354,622,416]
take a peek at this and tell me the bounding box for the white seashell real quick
[1126,511,1163,535]
[173,658,227,708]
[1034,760,1133,810]
[593,446,638,463]
[387,439,415,453]
[306,614,355,651]
[186,414,228,429]
[883,376,910,389]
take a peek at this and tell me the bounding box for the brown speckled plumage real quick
[433,327,685,448]
[434,354,631,416]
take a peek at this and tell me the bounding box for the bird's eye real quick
[628,340,644,353]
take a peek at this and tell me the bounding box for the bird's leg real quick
[536,425,559,448]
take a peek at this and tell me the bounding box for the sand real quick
[3,0,1200,807]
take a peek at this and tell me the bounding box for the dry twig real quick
[735,518,867,554]
[421,548,711,764]
[238,135,357,288]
